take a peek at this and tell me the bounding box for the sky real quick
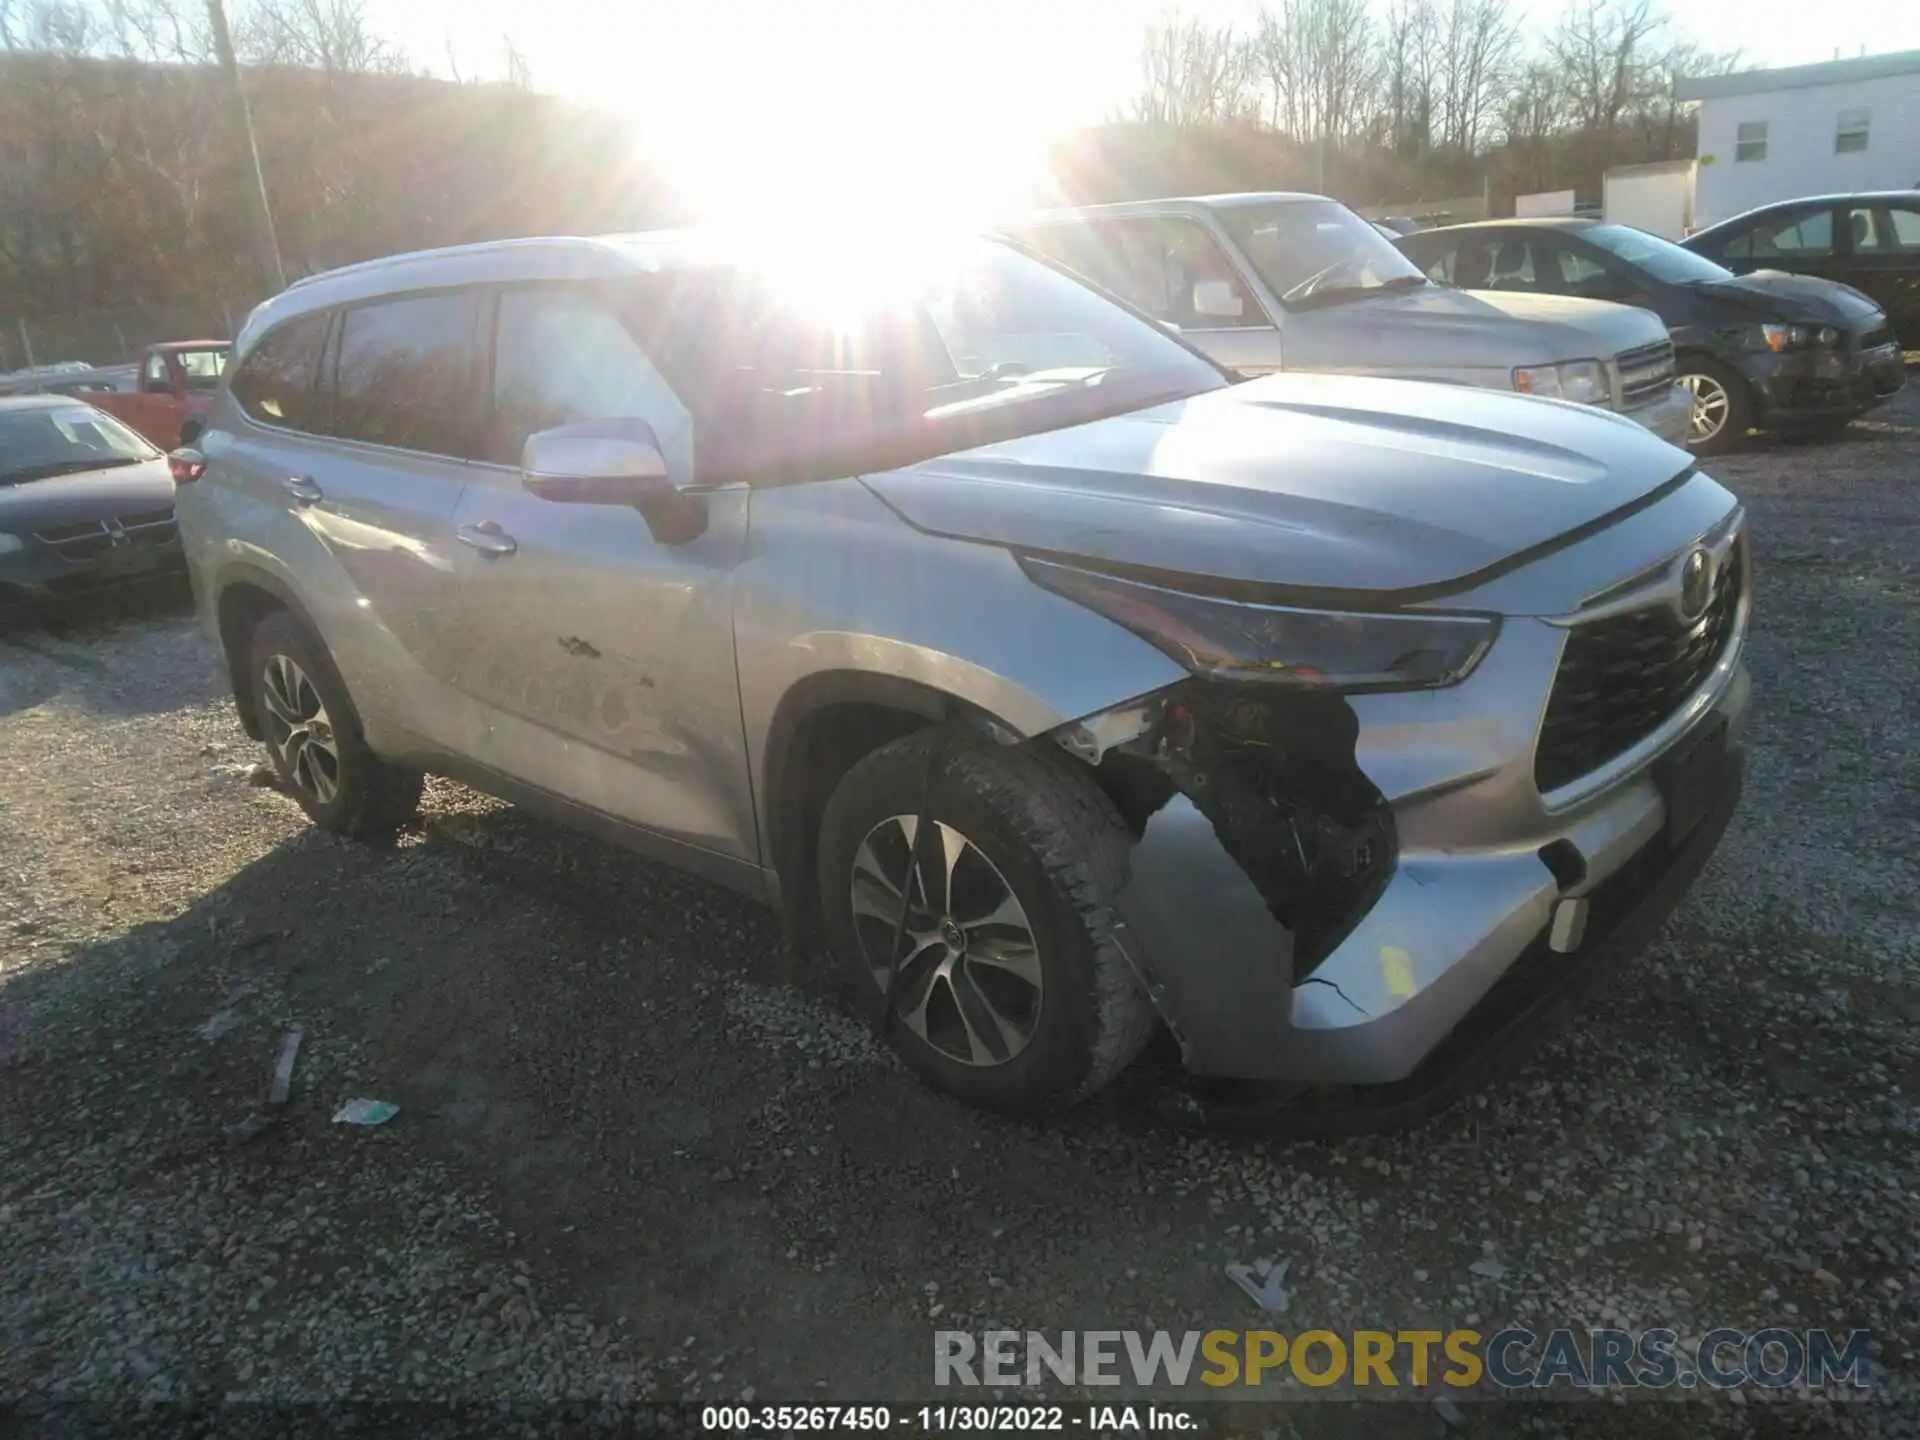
[362,0,1920,220]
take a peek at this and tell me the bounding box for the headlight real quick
[1760,323,1840,352]
[1021,558,1499,692]
[1513,360,1610,406]
[0,532,23,556]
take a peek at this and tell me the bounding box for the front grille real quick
[1616,340,1676,410]
[1534,537,1745,793]
[1858,324,1894,353]
[33,507,178,563]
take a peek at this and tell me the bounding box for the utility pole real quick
[205,0,286,296]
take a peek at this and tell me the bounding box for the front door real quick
[445,284,756,863]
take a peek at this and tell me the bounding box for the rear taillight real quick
[168,447,206,483]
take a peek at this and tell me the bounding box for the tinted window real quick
[327,293,478,457]
[485,287,693,477]
[230,312,329,430]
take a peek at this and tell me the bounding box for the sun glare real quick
[624,4,1062,237]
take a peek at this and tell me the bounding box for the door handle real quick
[283,475,323,505]
[455,521,517,557]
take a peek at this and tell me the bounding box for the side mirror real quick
[521,418,706,544]
[1191,279,1245,320]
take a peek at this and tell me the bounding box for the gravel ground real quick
[3,391,1918,1438]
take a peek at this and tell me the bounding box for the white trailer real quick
[1603,160,1696,239]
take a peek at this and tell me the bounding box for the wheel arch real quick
[760,669,1028,941]
[211,563,339,742]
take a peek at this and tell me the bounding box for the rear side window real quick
[230,313,329,430]
[327,292,479,457]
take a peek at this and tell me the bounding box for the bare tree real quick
[1436,0,1519,153]
[237,0,402,73]
[1381,0,1439,156]
[1549,0,1666,163]
[1251,0,1379,152]
[1131,9,1254,129]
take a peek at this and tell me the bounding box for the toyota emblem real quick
[1677,547,1714,622]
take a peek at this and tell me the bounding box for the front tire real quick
[1677,357,1754,456]
[246,611,422,836]
[817,730,1157,1112]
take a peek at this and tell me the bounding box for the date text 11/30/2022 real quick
[700,1405,1197,1432]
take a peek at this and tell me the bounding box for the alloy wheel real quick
[849,814,1043,1067]
[1680,372,1731,445]
[259,653,341,806]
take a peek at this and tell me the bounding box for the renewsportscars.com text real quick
[935,1328,1873,1391]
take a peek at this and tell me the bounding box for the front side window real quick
[327,292,479,457]
[230,312,329,430]
[1555,245,1621,298]
[1836,108,1870,154]
[1020,219,1265,329]
[0,403,156,487]
[1747,209,1834,258]
[1735,120,1768,162]
[596,237,1225,483]
[1216,200,1429,307]
[143,352,171,391]
[484,288,692,478]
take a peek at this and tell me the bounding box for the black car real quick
[1680,192,1920,345]
[0,395,184,602]
[1395,218,1905,455]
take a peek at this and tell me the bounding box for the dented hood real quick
[862,372,1694,596]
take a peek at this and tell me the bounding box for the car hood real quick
[0,457,175,530]
[1281,283,1666,370]
[863,372,1693,597]
[1685,270,1884,325]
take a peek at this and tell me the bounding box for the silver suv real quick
[176,231,1750,1116]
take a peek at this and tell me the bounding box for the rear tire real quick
[1676,357,1754,457]
[817,729,1157,1112]
[245,611,422,836]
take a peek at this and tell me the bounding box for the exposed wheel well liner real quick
[762,671,1021,942]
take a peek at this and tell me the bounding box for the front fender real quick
[734,476,1187,862]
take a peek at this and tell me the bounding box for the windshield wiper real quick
[1289,275,1430,311]
[0,456,143,486]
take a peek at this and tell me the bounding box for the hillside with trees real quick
[1,0,1741,364]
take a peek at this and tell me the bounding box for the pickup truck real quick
[85,340,230,448]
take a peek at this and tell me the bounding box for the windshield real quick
[0,403,157,487]
[1581,225,1733,285]
[1215,201,1429,306]
[606,237,1228,482]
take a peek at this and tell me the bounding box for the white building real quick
[1678,50,1920,228]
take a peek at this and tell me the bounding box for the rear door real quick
[443,280,756,861]
[1839,200,1920,340]
[256,291,481,739]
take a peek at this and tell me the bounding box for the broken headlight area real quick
[1066,680,1397,978]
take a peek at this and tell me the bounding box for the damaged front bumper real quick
[1056,534,1752,1093]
